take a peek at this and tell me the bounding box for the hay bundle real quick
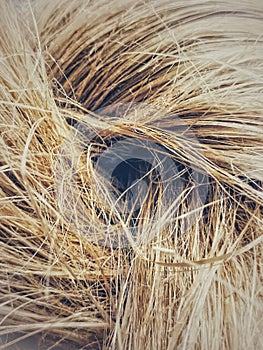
[0,0,262,349]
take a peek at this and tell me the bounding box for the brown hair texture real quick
[0,0,262,349]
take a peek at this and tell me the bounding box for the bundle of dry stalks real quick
[0,0,262,349]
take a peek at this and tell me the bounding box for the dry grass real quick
[0,0,262,349]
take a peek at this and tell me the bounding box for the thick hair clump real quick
[0,1,262,349]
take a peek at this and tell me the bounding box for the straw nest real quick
[0,0,262,349]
